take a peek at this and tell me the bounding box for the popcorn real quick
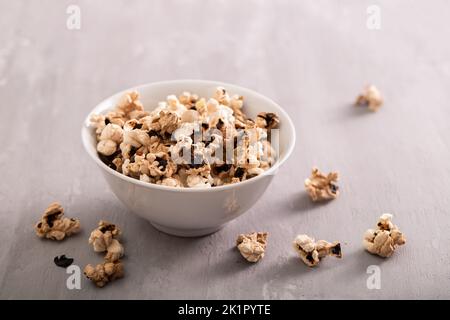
[213,86,231,106]
[116,91,144,116]
[97,139,118,156]
[95,118,124,157]
[84,261,124,288]
[146,152,176,177]
[158,111,179,134]
[355,85,383,112]
[363,214,406,258]
[88,220,124,262]
[105,239,125,262]
[90,87,279,188]
[158,177,182,187]
[100,123,123,143]
[304,167,340,201]
[90,114,106,135]
[236,232,268,263]
[85,220,125,287]
[255,112,279,130]
[293,234,342,267]
[35,202,81,241]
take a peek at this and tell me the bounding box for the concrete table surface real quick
[1,0,449,299]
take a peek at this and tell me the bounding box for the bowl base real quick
[150,222,224,237]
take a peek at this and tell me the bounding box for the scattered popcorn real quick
[34,202,81,241]
[236,232,268,263]
[85,221,125,287]
[363,213,406,258]
[84,261,124,288]
[90,87,279,188]
[88,220,124,262]
[355,85,383,112]
[293,234,342,267]
[304,167,340,201]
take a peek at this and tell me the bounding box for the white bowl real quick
[81,80,296,237]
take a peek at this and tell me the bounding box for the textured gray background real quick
[1,0,449,299]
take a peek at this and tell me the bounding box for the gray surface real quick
[1,0,449,299]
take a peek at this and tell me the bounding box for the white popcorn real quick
[236,232,268,263]
[166,94,187,116]
[97,139,117,156]
[186,175,211,188]
[100,124,123,143]
[180,109,199,123]
[123,128,152,147]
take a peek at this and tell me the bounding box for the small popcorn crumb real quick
[84,260,124,287]
[355,85,383,112]
[54,255,74,268]
[304,167,340,201]
[34,202,81,241]
[293,234,342,267]
[88,220,124,262]
[363,213,406,258]
[236,232,268,263]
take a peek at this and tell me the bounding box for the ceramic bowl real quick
[81,80,296,237]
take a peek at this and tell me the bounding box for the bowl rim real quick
[81,79,296,193]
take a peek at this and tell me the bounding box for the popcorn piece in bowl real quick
[355,85,383,112]
[363,213,406,258]
[236,232,268,263]
[293,234,342,267]
[304,167,340,201]
[96,123,123,156]
[89,220,124,262]
[84,260,124,288]
[255,112,280,130]
[34,202,81,241]
[90,87,279,188]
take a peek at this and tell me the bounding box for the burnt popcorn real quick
[89,87,279,188]
[34,202,81,241]
[255,112,280,130]
[293,234,342,267]
[54,255,74,268]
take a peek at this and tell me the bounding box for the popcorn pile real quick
[84,221,125,287]
[90,87,279,188]
[355,85,383,112]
